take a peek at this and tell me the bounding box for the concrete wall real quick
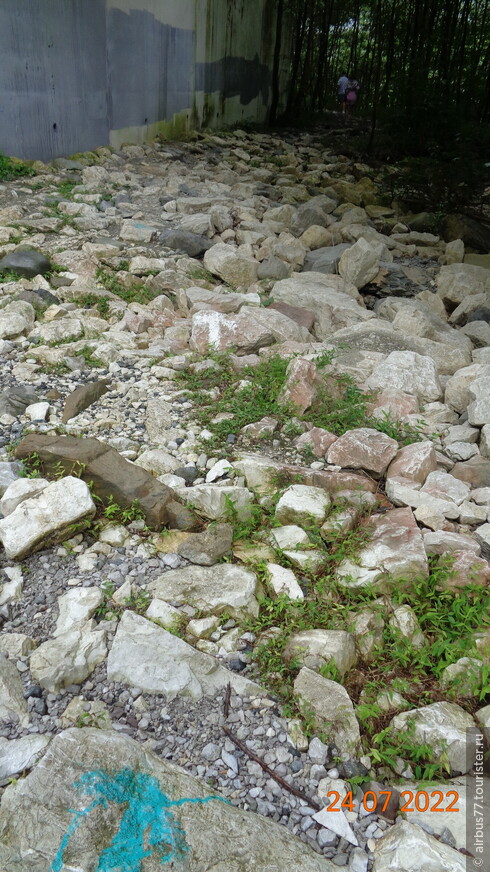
[0,0,282,161]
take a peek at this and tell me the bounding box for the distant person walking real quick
[337,72,349,115]
[345,77,360,118]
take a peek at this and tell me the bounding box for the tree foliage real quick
[274,0,490,157]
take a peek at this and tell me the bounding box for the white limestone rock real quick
[174,484,253,521]
[372,819,466,871]
[338,237,380,289]
[107,611,259,699]
[266,563,304,600]
[0,477,95,560]
[268,525,310,550]
[134,448,180,475]
[0,728,337,872]
[54,588,104,637]
[365,351,442,403]
[275,484,331,525]
[390,702,476,774]
[420,470,471,505]
[0,654,28,726]
[440,657,483,697]
[0,735,50,781]
[29,622,109,692]
[294,667,361,755]
[283,629,357,676]
[145,598,183,629]
[203,242,258,288]
[388,605,426,647]
[0,477,49,516]
[148,564,259,619]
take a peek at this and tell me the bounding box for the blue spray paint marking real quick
[51,768,225,871]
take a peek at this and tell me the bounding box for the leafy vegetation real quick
[95,266,158,305]
[0,152,35,181]
[179,351,427,453]
[275,0,489,161]
[241,544,489,778]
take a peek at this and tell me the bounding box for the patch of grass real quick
[0,152,35,181]
[188,266,215,283]
[179,351,425,454]
[53,180,77,200]
[369,720,449,781]
[240,550,489,774]
[103,497,144,525]
[0,269,24,283]
[78,293,111,318]
[95,266,157,305]
[41,361,70,375]
[76,345,105,368]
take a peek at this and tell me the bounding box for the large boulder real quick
[271,274,373,340]
[372,819,466,871]
[293,667,361,755]
[365,350,442,403]
[13,434,197,531]
[160,229,214,257]
[337,507,429,589]
[390,702,477,774]
[0,301,36,340]
[189,308,312,354]
[107,611,259,697]
[436,262,490,309]
[203,243,258,288]
[0,728,336,871]
[148,564,259,619]
[0,476,95,560]
[326,428,398,475]
[29,622,109,692]
[0,248,52,278]
[330,320,471,375]
[338,237,380,289]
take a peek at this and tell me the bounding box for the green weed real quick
[0,152,35,181]
[179,351,425,454]
[76,345,105,368]
[77,293,111,318]
[95,266,156,305]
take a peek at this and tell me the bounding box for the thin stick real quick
[222,724,322,811]
[223,683,231,719]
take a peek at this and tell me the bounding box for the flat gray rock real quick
[0,728,336,871]
[149,563,258,618]
[107,611,260,698]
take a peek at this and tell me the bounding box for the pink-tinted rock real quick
[121,304,174,335]
[121,308,154,334]
[451,456,490,488]
[280,357,319,414]
[369,389,419,420]
[386,441,437,485]
[308,468,376,494]
[421,470,471,505]
[269,301,315,332]
[241,417,279,439]
[438,550,490,590]
[423,530,481,555]
[294,427,338,458]
[337,507,429,588]
[327,427,398,475]
[190,308,312,355]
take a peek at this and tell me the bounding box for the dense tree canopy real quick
[272,0,490,157]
